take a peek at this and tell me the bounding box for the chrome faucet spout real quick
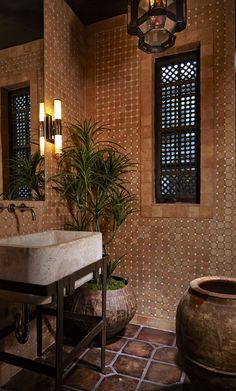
[30,208,36,221]
[17,204,36,221]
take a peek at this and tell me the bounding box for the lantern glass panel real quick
[139,0,149,15]
[144,28,171,46]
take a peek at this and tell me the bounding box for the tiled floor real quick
[3,324,191,391]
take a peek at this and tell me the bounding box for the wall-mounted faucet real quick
[0,203,36,221]
[17,203,36,221]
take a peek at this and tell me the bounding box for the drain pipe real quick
[15,304,30,344]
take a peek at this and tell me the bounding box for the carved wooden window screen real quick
[155,51,200,203]
[8,87,31,199]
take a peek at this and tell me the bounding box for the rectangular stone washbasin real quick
[0,230,102,286]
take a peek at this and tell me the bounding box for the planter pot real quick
[176,276,236,390]
[65,277,137,339]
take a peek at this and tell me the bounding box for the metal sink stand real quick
[0,255,107,390]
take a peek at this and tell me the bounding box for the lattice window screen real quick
[8,87,31,199]
[155,51,200,203]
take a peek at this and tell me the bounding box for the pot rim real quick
[190,276,236,299]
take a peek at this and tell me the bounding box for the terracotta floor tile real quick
[4,370,55,391]
[105,337,128,351]
[153,347,178,364]
[82,347,116,367]
[137,327,175,346]
[118,324,140,338]
[123,340,153,358]
[113,354,147,378]
[145,361,181,385]
[139,381,168,390]
[64,366,101,390]
[97,374,138,391]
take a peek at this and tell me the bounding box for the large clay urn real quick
[66,277,137,339]
[176,276,236,390]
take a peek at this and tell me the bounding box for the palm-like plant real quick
[8,150,45,201]
[50,120,136,273]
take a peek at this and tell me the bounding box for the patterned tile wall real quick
[86,1,236,330]
[0,0,235,383]
[0,39,44,236]
[0,0,86,383]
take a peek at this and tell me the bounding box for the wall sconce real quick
[53,99,62,155]
[127,0,186,54]
[39,99,63,155]
[39,102,45,156]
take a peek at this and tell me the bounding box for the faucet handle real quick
[7,203,16,213]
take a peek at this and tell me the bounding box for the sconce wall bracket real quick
[45,114,53,142]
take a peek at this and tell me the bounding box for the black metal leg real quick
[101,255,107,373]
[55,280,64,391]
[36,305,43,357]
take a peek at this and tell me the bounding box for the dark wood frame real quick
[0,255,108,390]
[155,50,201,204]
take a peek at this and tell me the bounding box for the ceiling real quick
[0,0,43,50]
[65,0,127,25]
[0,0,127,51]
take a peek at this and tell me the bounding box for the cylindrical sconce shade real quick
[54,134,62,155]
[39,102,45,156]
[40,136,45,156]
[54,99,62,120]
[39,102,45,122]
[54,99,62,154]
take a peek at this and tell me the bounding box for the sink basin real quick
[0,230,102,285]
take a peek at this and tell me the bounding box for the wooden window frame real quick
[155,50,200,204]
[140,29,215,219]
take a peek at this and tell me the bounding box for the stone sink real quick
[0,230,102,286]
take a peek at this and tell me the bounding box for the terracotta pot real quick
[65,277,137,339]
[176,276,236,390]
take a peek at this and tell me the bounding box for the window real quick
[155,51,200,203]
[8,87,31,199]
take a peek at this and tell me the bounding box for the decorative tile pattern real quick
[153,346,178,365]
[122,340,153,359]
[137,327,175,346]
[4,325,189,390]
[86,0,236,330]
[0,0,86,384]
[113,355,147,378]
[144,362,182,384]
[97,375,139,391]
[0,0,235,385]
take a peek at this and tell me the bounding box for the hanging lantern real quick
[127,0,187,53]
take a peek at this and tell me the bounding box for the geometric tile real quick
[3,370,55,391]
[118,324,141,338]
[4,325,188,391]
[137,328,175,346]
[97,374,139,391]
[153,346,178,365]
[145,361,182,384]
[82,347,116,367]
[123,340,153,359]
[113,355,147,378]
[105,337,128,352]
[139,382,168,390]
[64,366,101,390]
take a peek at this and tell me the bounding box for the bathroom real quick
[0,0,235,390]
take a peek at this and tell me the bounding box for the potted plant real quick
[50,119,137,338]
[4,150,45,200]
